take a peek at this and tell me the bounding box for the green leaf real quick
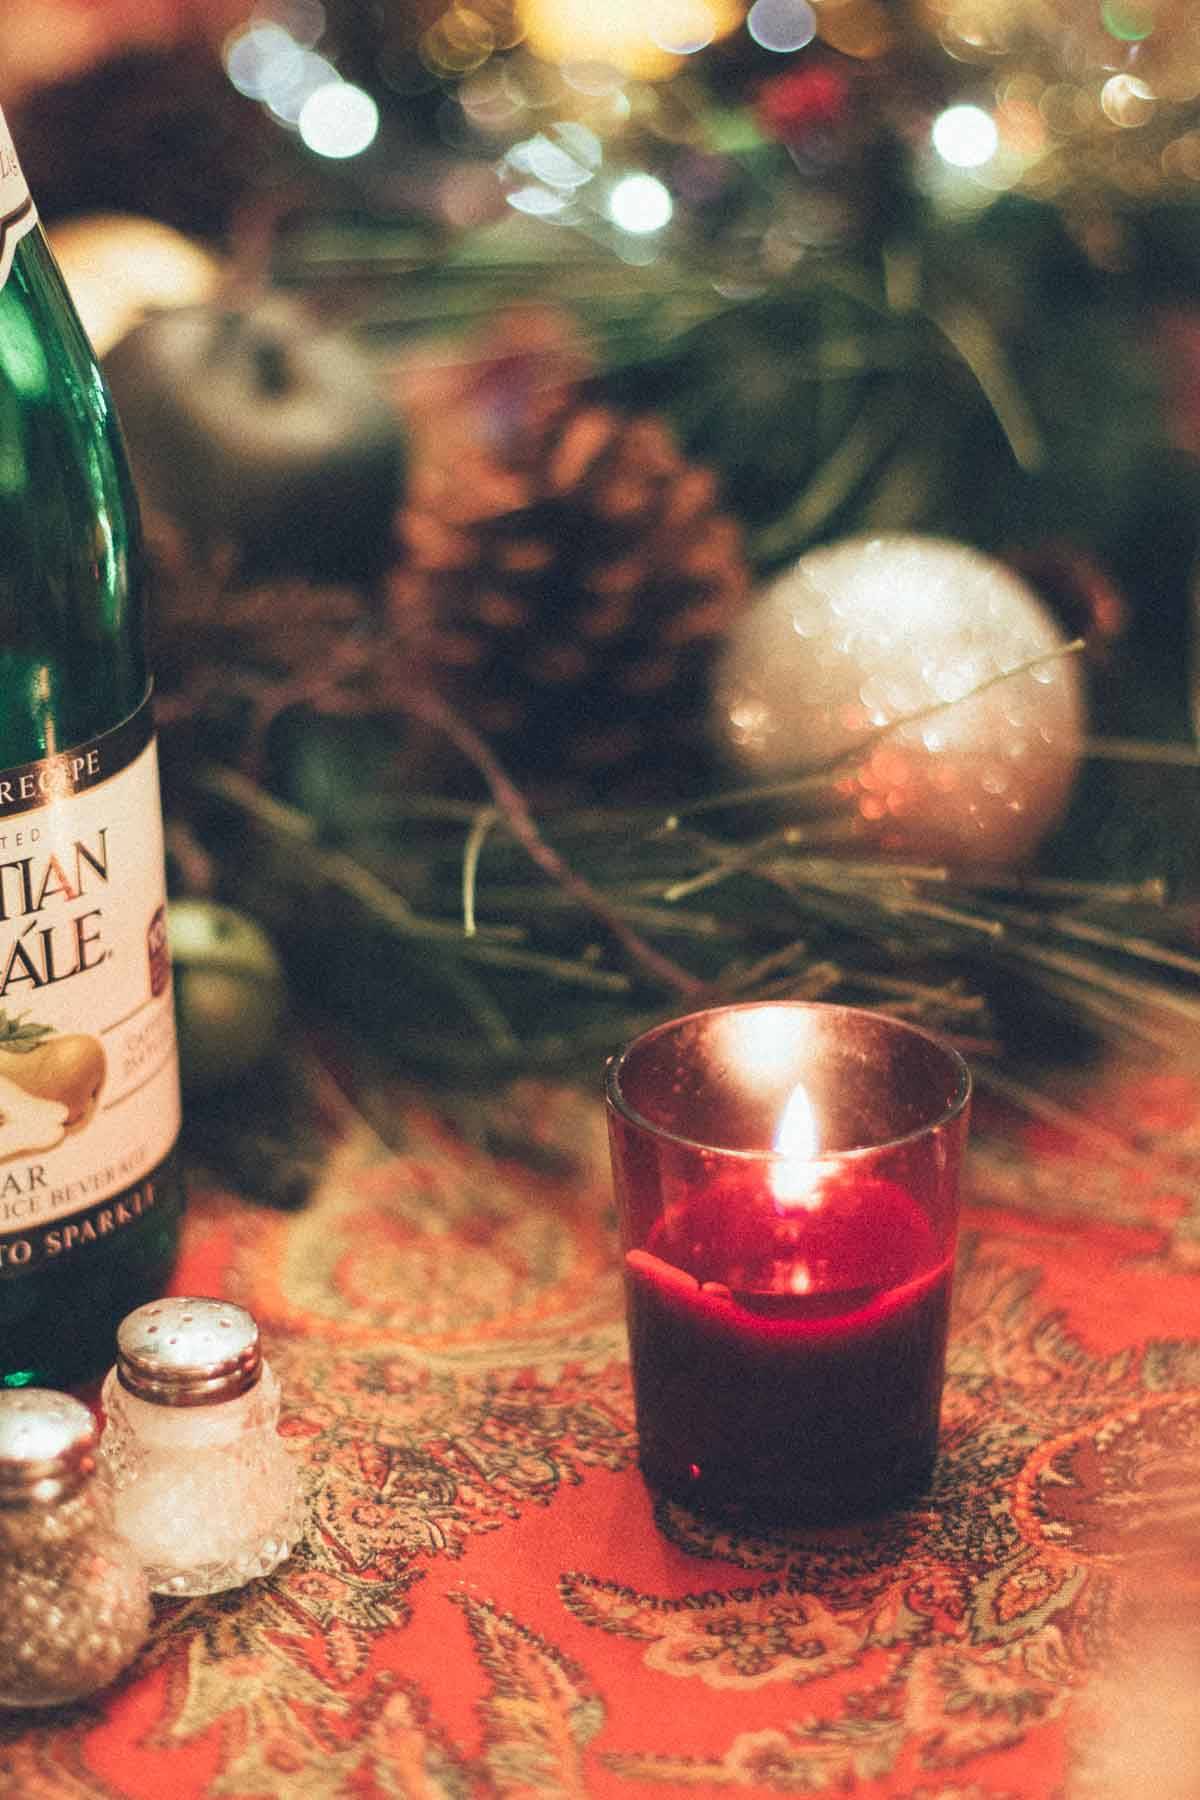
[0,1009,54,1052]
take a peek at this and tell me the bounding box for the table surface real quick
[3,1048,1200,1799]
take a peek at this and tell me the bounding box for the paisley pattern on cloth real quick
[3,1064,1200,1799]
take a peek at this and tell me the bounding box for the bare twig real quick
[390,684,707,1001]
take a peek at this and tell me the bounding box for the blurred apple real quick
[105,293,406,584]
[169,898,287,1096]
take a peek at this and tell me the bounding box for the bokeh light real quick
[1101,74,1155,127]
[298,81,380,157]
[421,8,497,76]
[224,22,304,101]
[932,102,999,167]
[218,0,1200,219]
[608,172,674,231]
[507,183,571,214]
[518,0,740,80]
[995,96,1046,159]
[747,0,817,55]
[508,122,603,188]
[649,0,723,56]
[561,61,628,97]
[1101,0,1155,44]
[273,51,341,124]
[252,0,326,47]
[815,0,893,60]
[458,64,526,131]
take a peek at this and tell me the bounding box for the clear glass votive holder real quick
[605,1001,972,1523]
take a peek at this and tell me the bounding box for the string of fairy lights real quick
[219,0,1200,234]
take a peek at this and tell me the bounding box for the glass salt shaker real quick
[99,1297,304,1597]
[0,1388,150,1708]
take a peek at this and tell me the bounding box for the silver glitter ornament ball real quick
[715,533,1086,866]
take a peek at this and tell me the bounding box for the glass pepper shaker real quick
[0,1388,150,1708]
[99,1297,304,1597]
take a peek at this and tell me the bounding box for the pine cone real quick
[387,308,752,802]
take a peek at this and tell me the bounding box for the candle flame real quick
[770,1083,822,1210]
[788,1262,813,1295]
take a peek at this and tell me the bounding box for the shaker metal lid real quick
[116,1298,263,1406]
[0,1388,98,1505]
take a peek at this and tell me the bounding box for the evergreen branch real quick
[196,768,635,994]
[462,806,499,939]
[749,384,912,564]
[924,298,1046,473]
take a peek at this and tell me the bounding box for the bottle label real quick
[0,105,36,294]
[0,695,182,1276]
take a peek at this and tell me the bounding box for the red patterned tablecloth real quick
[4,1054,1200,1799]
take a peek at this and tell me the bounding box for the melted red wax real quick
[625,1174,953,1520]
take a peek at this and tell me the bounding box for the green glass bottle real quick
[0,105,184,1388]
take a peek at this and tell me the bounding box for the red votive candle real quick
[605,1002,971,1523]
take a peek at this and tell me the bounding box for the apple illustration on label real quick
[0,1033,106,1128]
[0,1073,68,1162]
[104,294,407,585]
